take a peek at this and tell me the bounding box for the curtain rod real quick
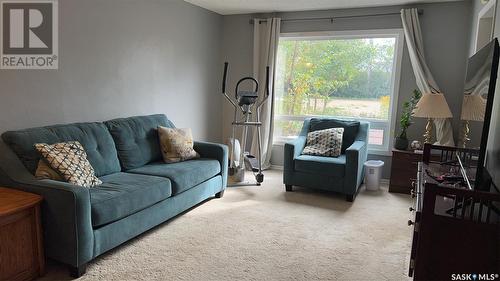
[249,9,423,24]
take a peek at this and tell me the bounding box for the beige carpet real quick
[39,170,412,281]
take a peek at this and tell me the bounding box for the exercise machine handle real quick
[256,66,271,109]
[235,77,259,99]
[265,66,270,98]
[222,62,237,108]
[222,62,229,93]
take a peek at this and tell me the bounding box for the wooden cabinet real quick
[0,187,44,281]
[389,149,422,194]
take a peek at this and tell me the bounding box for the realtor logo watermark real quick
[1,0,58,69]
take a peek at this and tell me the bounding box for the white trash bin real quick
[364,160,384,191]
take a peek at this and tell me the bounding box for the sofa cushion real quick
[127,159,220,195]
[105,114,175,170]
[91,172,172,227]
[309,118,360,153]
[1,122,121,177]
[294,154,346,177]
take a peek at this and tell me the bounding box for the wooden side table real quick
[389,149,422,194]
[0,187,44,281]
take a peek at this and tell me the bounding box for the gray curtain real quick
[401,8,455,146]
[251,18,281,169]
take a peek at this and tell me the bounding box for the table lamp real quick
[460,94,486,147]
[412,92,453,143]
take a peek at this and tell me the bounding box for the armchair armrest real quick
[284,136,306,171]
[0,142,93,267]
[283,136,306,186]
[344,140,368,195]
[194,141,228,189]
[283,136,307,178]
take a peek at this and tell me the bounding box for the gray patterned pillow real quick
[302,128,344,157]
[34,141,102,187]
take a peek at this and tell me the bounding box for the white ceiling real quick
[183,0,462,15]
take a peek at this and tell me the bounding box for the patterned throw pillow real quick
[158,126,199,163]
[35,159,63,181]
[34,141,102,187]
[302,128,344,157]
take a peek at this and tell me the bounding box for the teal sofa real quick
[283,118,369,202]
[0,114,228,277]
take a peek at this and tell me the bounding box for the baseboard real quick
[269,165,283,170]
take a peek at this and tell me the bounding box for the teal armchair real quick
[283,118,369,202]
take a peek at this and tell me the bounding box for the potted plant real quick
[395,89,422,150]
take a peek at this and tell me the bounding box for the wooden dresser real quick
[389,149,422,194]
[0,187,44,281]
[409,163,500,279]
[408,145,499,280]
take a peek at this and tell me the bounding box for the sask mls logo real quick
[451,273,500,281]
[1,0,58,69]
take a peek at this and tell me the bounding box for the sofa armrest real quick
[345,140,368,195]
[194,141,228,189]
[0,141,93,267]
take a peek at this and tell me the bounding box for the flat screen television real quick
[461,38,499,191]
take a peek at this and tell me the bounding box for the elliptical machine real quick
[222,62,270,186]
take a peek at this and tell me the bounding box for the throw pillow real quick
[34,141,102,187]
[35,159,63,181]
[302,128,344,157]
[158,126,199,163]
[309,119,360,153]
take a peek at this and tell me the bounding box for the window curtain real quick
[401,8,455,146]
[251,18,281,169]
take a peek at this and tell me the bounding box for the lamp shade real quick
[412,92,453,119]
[460,94,486,121]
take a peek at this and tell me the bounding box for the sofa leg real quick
[215,190,225,198]
[285,184,293,192]
[346,194,355,202]
[69,263,87,278]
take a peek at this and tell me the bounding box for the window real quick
[273,29,404,153]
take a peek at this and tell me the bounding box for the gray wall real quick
[469,0,491,56]
[0,0,223,142]
[221,14,254,141]
[221,2,472,179]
